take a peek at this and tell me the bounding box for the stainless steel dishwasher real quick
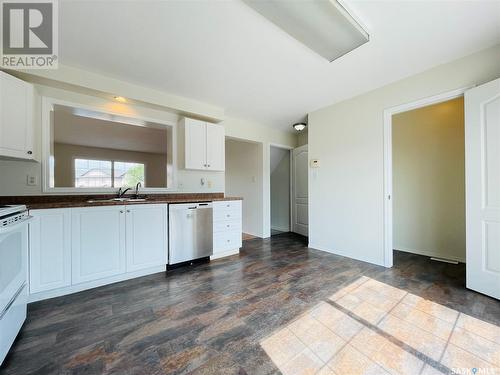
[168,202,213,265]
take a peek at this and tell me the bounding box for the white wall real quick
[0,75,296,198]
[0,84,224,195]
[270,147,290,232]
[393,98,465,262]
[222,117,297,237]
[297,131,308,147]
[225,139,263,237]
[308,45,500,266]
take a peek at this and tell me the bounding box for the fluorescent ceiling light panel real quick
[243,0,369,62]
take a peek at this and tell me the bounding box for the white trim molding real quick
[41,96,178,194]
[383,86,471,268]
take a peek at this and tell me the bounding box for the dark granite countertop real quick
[0,193,242,210]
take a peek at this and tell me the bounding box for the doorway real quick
[270,145,291,236]
[392,97,465,264]
[225,137,263,240]
[384,89,466,267]
[384,80,500,300]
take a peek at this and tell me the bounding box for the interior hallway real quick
[1,234,499,375]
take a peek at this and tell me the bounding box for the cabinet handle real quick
[126,210,130,213]
[120,210,124,213]
[27,151,32,155]
[207,164,211,167]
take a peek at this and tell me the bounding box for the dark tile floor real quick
[1,233,498,374]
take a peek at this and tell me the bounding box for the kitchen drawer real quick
[213,208,241,222]
[214,200,241,211]
[214,231,242,252]
[214,220,241,233]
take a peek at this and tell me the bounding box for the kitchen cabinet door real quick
[206,123,225,171]
[0,72,34,160]
[29,209,72,293]
[71,206,126,284]
[125,204,167,272]
[184,118,207,170]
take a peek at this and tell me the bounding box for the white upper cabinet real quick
[182,117,225,171]
[206,122,225,171]
[184,118,208,170]
[125,204,168,272]
[0,71,34,160]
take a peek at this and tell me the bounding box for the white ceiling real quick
[59,0,500,132]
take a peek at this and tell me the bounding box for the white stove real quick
[0,205,28,227]
[0,204,30,365]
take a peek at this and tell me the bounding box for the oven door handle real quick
[0,216,33,235]
[0,282,27,320]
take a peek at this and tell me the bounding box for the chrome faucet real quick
[134,182,142,198]
[117,187,131,198]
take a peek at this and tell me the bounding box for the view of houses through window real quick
[74,159,145,188]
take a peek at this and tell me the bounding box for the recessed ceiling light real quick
[293,123,307,131]
[114,96,127,103]
[243,0,369,62]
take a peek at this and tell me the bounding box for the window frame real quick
[42,96,177,194]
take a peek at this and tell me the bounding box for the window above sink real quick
[42,97,176,193]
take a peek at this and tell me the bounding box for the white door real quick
[71,206,126,284]
[465,78,500,299]
[185,118,207,170]
[125,204,167,272]
[29,209,71,293]
[206,123,225,171]
[292,145,309,236]
[0,71,34,160]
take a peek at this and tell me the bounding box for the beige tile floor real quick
[260,276,500,375]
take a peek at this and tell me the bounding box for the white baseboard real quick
[210,248,239,260]
[307,242,385,267]
[28,265,166,303]
[394,247,466,263]
[242,231,262,238]
[271,226,290,232]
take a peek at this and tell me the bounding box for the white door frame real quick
[269,143,293,235]
[383,87,470,267]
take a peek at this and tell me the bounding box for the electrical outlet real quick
[27,174,37,186]
[207,180,213,188]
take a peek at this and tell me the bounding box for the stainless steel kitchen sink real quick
[86,197,148,203]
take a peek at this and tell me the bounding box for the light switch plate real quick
[310,159,320,168]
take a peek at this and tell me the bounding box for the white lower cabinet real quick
[71,206,126,284]
[29,209,71,294]
[28,204,168,301]
[212,200,242,259]
[125,204,168,272]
